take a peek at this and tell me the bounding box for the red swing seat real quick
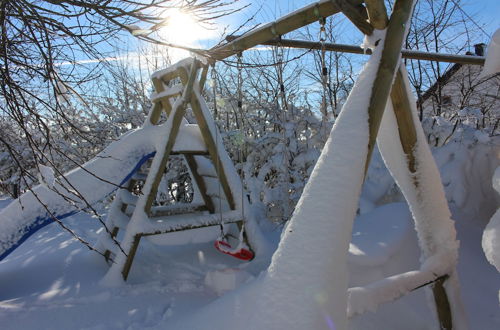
[214,239,254,261]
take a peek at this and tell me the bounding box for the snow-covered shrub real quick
[0,66,151,198]
[358,113,500,224]
[219,103,330,223]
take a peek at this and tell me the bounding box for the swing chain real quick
[319,17,329,119]
[236,52,243,111]
[274,36,291,222]
[211,63,218,119]
[276,36,286,97]
[236,52,245,221]
[214,112,224,234]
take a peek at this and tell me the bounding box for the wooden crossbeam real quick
[208,0,364,61]
[224,36,486,65]
[149,205,208,217]
[333,0,374,35]
[364,0,388,29]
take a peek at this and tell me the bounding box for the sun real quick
[158,9,215,47]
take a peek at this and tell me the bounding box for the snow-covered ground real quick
[0,193,498,329]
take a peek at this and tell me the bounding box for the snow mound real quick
[204,268,254,296]
[0,126,159,260]
[38,164,55,189]
[480,28,500,78]
[482,166,500,272]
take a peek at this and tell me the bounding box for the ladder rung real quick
[171,150,210,155]
[131,172,148,181]
[150,204,208,217]
[200,173,218,178]
[141,210,243,236]
[151,59,191,82]
[150,84,183,102]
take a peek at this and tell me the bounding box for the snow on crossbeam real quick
[136,210,243,236]
[173,124,207,153]
[347,251,455,317]
[150,58,193,81]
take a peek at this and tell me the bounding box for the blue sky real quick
[70,1,500,73]
[225,0,500,44]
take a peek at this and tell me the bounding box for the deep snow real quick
[0,195,498,329]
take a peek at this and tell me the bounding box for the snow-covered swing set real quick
[200,0,468,328]
[2,0,490,328]
[102,0,466,327]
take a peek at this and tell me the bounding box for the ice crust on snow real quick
[482,166,500,272]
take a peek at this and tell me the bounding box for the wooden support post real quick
[364,0,414,174]
[150,78,168,124]
[364,0,388,29]
[122,234,142,281]
[149,102,163,125]
[365,2,453,328]
[390,70,418,173]
[188,91,236,210]
[199,65,209,91]
[390,69,453,329]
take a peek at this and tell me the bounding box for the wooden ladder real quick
[97,59,253,281]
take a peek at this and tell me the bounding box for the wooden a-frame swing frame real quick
[101,60,255,284]
[202,0,470,328]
